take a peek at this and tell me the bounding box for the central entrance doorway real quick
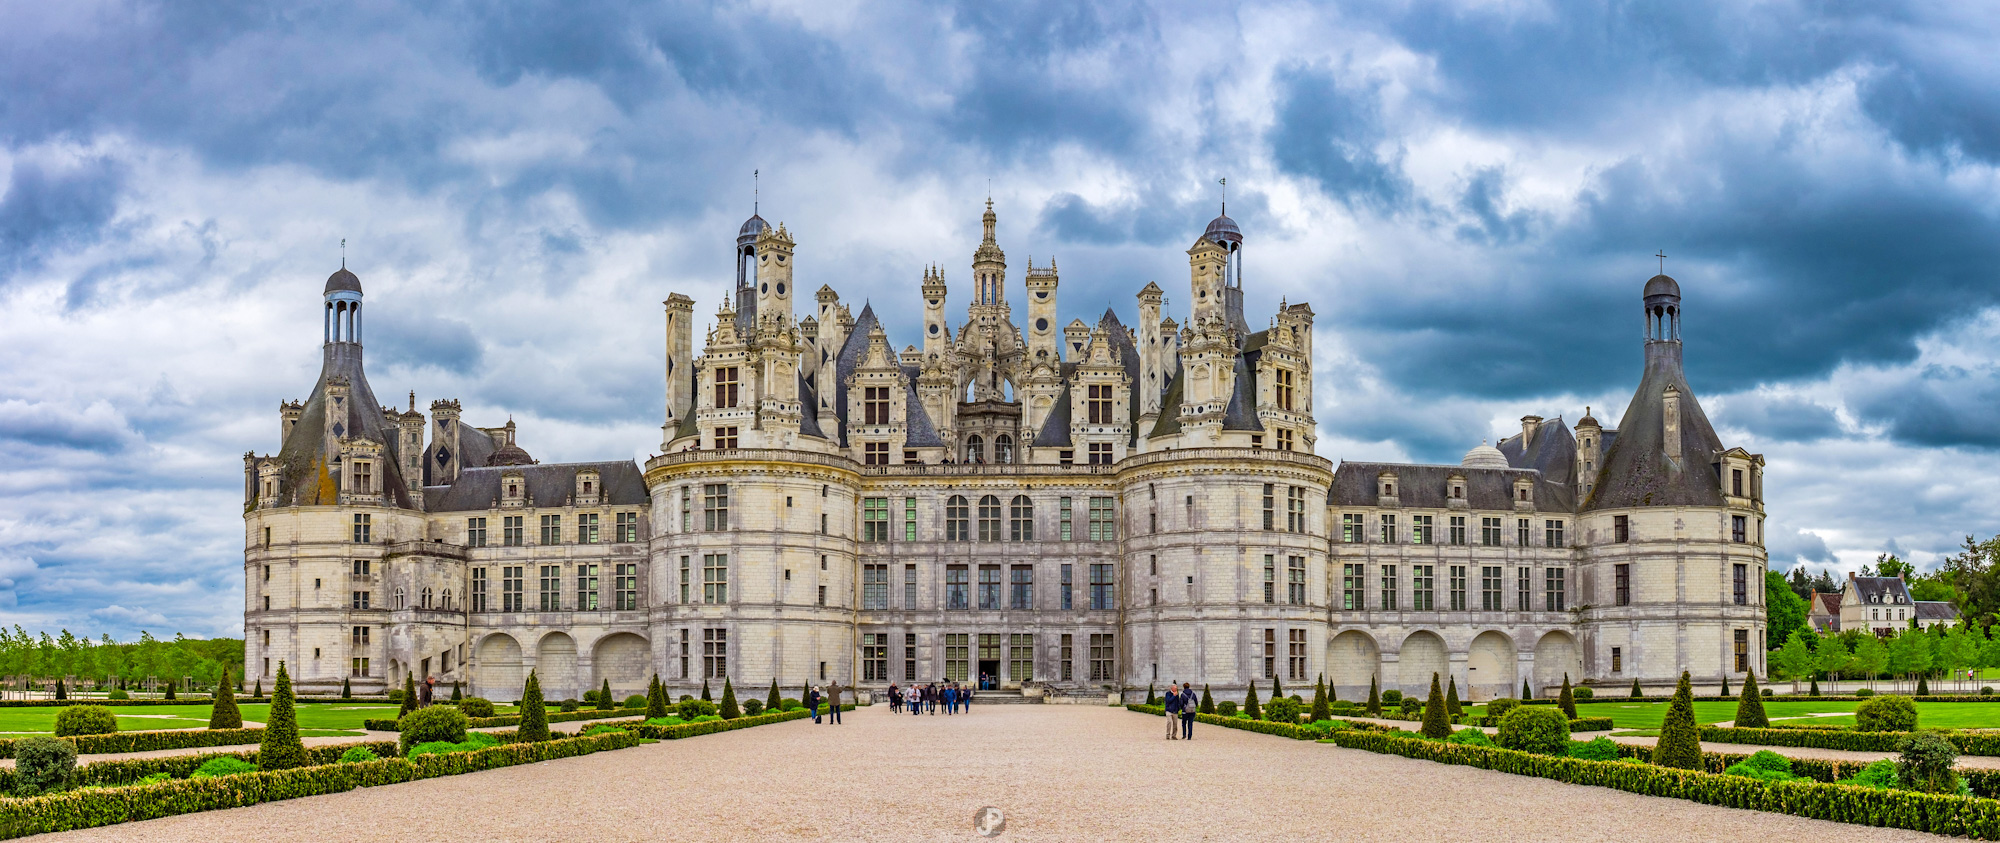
[978,659,1000,690]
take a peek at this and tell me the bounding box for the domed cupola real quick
[324,267,362,295]
[323,263,363,345]
[1202,212,1242,247]
[1462,439,1509,469]
[737,213,770,248]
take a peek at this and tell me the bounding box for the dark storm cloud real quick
[1267,63,1409,211]
[1850,360,2000,448]
[1712,393,1843,443]
[366,311,484,376]
[0,156,125,284]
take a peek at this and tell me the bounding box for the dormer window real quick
[1451,484,1463,499]
[583,481,594,495]
[352,461,372,494]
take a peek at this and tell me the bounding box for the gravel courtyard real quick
[45,705,1948,842]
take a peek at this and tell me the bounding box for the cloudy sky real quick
[5,1,2000,639]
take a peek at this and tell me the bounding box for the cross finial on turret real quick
[753,169,759,215]
[1219,177,1226,215]
[341,238,346,269]
[1656,249,1666,274]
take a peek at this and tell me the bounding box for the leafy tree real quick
[1734,668,1767,728]
[258,661,306,770]
[517,670,550,742]
[1365,675,1380,716]
[1887,631,1932,694]
[209,667,242,729]
[1244,680,1261,720]
[1654,671,1702,769]
[1765,570,1808,648]
[1421,673,1450,739]
[1852,634,1890,691]
[1773,629,1815,692]
[1941,535,2000,627]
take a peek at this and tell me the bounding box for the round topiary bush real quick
[560,699,580,712]
[1856,694,1917,733]
[1381,690,1403,704]
[1855,688,1875,698]
[387,688,405,702]
[1986,687,1996,696]
[1762,688,1773,697]
[1897,731,1960,794]
[623,695,648,709]
[780,698,802,711]
[13,736,76,795]
[456,697,496,718]
[676,698,717,720]
[743,699,765,716]
[1264,697,1302,724]
[1217,700,1238,717]
[1496,706,1571,755]
[53,705,118,737]
[1573,687,1594,700]
[398,705,469,755]
[1486,698,1520,722]
[106,689,128,700]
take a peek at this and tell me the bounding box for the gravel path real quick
[36,705,1952,842]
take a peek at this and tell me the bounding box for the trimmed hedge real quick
[0,728,269,760]
[364,708,641,732]
[1699,725,2000,756]
[1527,694,2000,705]
[0,731,639,838]
[1325,728,2000,838]
[629,704,855,740]
[1124,705,1397,740]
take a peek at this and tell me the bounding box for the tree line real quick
[0,629,244,699]
[1770,621,1993,693]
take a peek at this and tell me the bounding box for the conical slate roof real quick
[1582,343,1725,511]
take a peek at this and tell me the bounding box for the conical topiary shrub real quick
[164,680,175,701]
[401,673,418,717]
[599,679,615,711]
[1366,675,1381,716]
[1720,674,1730,698]
[1631,679,1642,699]
[1654,670,1702,769]
[1421,673,1451,739]
[701,680,712,702]
[1445,676,1462,718]
[1273,676,1285,700]
[517,670,550,742]
[451,682,462,701]
[1917,675,1931,696]
[1311,675,1330,722]
[54,680,65,701]
[209,667,242,729]
[253,679,261,699]
[1200,685,1214,715]
[647,673,669,719]
[1244,681,1262,720]
[1146,683,1157,706]
[1735,668,1767,728]
[341,677,352,699]
[720,678,740,719]
[259,661,307,769]
[766,679,781,714]
[1558,674,1576,720]
[1522,679,1532,700]
[1809,677,1819,696]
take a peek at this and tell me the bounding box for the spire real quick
[982,196,997,244]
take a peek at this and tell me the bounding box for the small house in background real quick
[1834,573,1958,636]
[1806,590,1842,634]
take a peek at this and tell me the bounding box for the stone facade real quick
[244,202,1766,704]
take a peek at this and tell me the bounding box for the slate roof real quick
[421,419,497,485]
[797,374,825,440]
[899,365,944,447]
[1917,601,1960,622]
[1329,461,1559,511]
[1032,378,1074,447]
[271,344,417,509]
[1845,575,1913,607]
[1581,344,1727,511]
[1498,418,1576,511]
[1148,367,1184,438]
[830,304,883,447]
[424,461,649,512]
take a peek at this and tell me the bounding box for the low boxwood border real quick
[628,704,854,739]
[1124,704,1398,738]
[0,699,213,708]
[363,707,642,732]
[0,741,400,793]
[1531,694,2000,705]
[0,728,268,759]
[0,731,639,838]
[1699,725,2000,756]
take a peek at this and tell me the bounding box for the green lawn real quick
[0,701,460,735]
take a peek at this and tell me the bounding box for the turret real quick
[922,266,950,358]
[429,399,463,486]
[1136,283,1163,418]
[754,223,796,334]
[735,211,770,331]
[1187,236,1230,330]
[662,293,695,450]
[1025,259,1059,364]
[1575,407,1602,500]
[394,394,425,496]
[280,400,304,446]
[971,199,1008,319]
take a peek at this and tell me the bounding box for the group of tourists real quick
[1160,682,1197,739]
[885,681,972,715]
[805,681,845,724]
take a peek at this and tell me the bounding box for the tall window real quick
[945,633,969,682]
[1274,368,1295,411]
[1615,564,1631,606]
[863,633,887,682]
[946,495,970,542]
[615,563,637,610]
[1276,555,1302,605]
[1288,629,1307,681]
[1262,629,1276,678]
[966,435,985,464]
[1448,565,1466,611]
[678,556,689,603]
[471,569,487,612]
[540,514,561,545]
[1379,514,1397,543]
[466,517,487,547]
[1732,563,1747,605]
[994,434,1013,464]
[1516,518,1530,547]
[1545,568,1566,611]
[353,461,372,494]
[1059,497,1073,541]
[1286,486,1306,532]
[903,497,918,541]
[1481,517,1501,547]
[678,630,691,678]
[702,554,728,604]
[1087,384,1113,423]
[861,565,888,610]
[703,484,729,531]
[1060,563,1073,610]
[1612,647,1622,673]
[502,515,524,546]
[1010,565,1034,609]
[864,441,889,465]
[713,366,739,408]
[1342,564,1363,610]
[1262,555,1276,604]
[978,565,1002,609]
[1481,566,1502,610]
[1088,497,1115,541]
[862,497,889,542]
[352,514,371,543]
[1009,633,1033,681]
[1380,565,1398,610]
[1010,496,1034,541]
[539,565,561,611]
[946,565,969,610]
[978,495,1002,541]
[1544,520,1566,548]
[1613,515,1630,543]
[616,512,638,543]
[577,513,600,544]
[1089,634,1114,681]
[1517,567,1531,611]
[703,628,727,678]
[577,564,599,611]
[1060,634,1074,681]
[1262,484,1276,531]
[863,386,890,424]
[680,486,692,532]
[1412,565,1434,610]
[906,633,919,681]
[1089,563,1115,610]
[1449,516,1467,545]
[1088,442,1113,464]
[1342,513,1363,543]
[904,564,918,609]
[1275,428,1295,451]
[1734,629,1749,673]
[1732,515,1747,543]
[1732,468,1744,497]
[502,566,523,613]
[1411,515,1433,545]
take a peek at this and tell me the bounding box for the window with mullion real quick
[1411,565,1434,611]
[539,565,561,612]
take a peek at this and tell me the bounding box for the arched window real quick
[1010,495,1034,541]
[421,587,433,609]
[978,495,1002,541]
[946,495,970,542]
[394,587,406,610]
[441,589,453,611]
[994,434,1013,464]
[966,435,985,464]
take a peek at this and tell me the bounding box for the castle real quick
[243,200,1768,703]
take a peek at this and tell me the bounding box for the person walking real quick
[826,681,844,724]
[1163,682,1181,739]
[420,675,435,708]
[943,683,956,715]
[963,683,972,712]
[890,683,902,713]
[808,685,823,724]
[1179,682,1197,740]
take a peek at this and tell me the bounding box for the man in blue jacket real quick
[1179,683,1198,739]
[1162,682,1182,739]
